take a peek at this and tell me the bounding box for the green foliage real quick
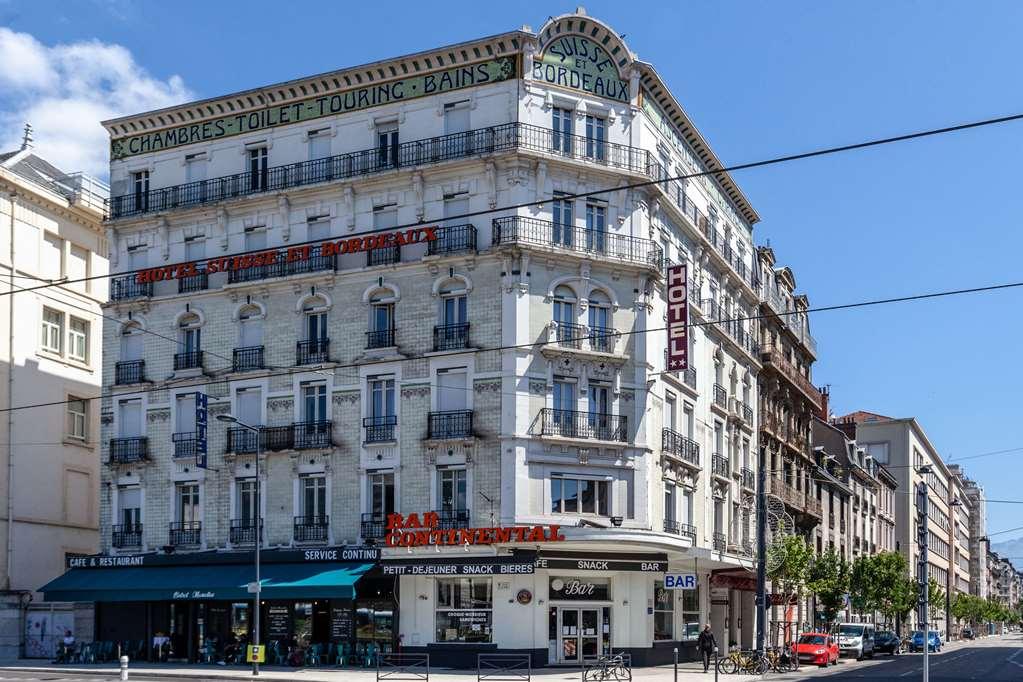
[927,578,946,623]
[849,554,877,614]
[807,548,851,627]
[767,535,812,597]
[858,551,917,626]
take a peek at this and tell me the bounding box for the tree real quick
[849,554,877,616]
[767,535,812,599]
[927,578,946,628]
[868,552,915,631]
[808,548,851,628]
[950,591,971,629]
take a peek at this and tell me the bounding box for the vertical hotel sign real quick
[666,264,689,371]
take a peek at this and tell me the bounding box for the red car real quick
[795,632,840,667]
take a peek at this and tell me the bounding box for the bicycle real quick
[716,649,769,675]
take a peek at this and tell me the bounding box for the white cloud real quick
[0,27,192,178]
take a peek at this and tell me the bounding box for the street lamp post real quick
[218,414,262,676]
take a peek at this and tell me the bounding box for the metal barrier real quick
[377,653,430,681]
[478,653,531,681]
[582,653,632,682]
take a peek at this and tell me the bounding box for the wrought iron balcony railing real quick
[178,270,209,294]
[367,245,400,267]
[434,323,469,351]
[114,359,145,385]
[683,366,697,389]
[760,345,823,408]
[227,244,337,284]
[742,404,754,424]
[661,428,700,467]
[361,513,388,539]
[679,523,697,542]
[552,321,584,349]
[364,415,397,443]
[711,454,730,479]
[549,322,619,354]
[109,437,147,464]
[663,519,680,534]
[110,274,152,301]
[225,422,330,453]
[293,420,332,450]
[229,519,262,545]
[427,224,477,256]
[173,350,203,371]
[294,515,329,543]
[713,532,727,552]
[232,345,264,372]
[111,523,143,548]
[433,508,470,530]
[493,216,662,269]
[169,521,201,546]
[427,410,474,440]
[172,432,200,459]
[366,328,395,349]
[531,408,627,442]
[741,467,756,490]
[712,384,728,409]
[297,338,330,365]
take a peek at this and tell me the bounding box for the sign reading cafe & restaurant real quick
[111,58,517,159]
[534,35,629,102]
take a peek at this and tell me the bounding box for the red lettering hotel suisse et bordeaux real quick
[133,226,438,284]
[384,512,567,548]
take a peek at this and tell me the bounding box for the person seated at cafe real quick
[152,631,170,662]
[53,630,75,663]
[221,632,239,664]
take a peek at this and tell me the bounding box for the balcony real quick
[173,350,203,371]
[109,437,147,464]
[229,519,261,545]
[361,513,387,540]
[760,345,822,409]
[765,476,823,521]
[366,328,395,349]
[367,245,400,267]
[493,216,662,270]
[742,404,754,424]
[763,293,817,357]
[227,244,337,284]
[661,428,700,468]
[427,224,477,256]
[111,523,142,548]
[546,321,621,356]
[531,409,627,443]
[663,519,680,535]
[110,274,152,301]
[293,515,329,543]
[293,421,332,450]
[434,509,470,530]
[114,359,145,385]
[364,415,397,443]
[168,521,201,546]
[225,422,331,453]
[712,384,728,410]
[178,270,209,294]
[232,345,265,372]
[427,410,473,440]
[711,454,730,480]
[679,523,697,542]
[172,432,200,459]
[741,467,756,491]
[434,323,469,351]
[683,366,697,390]
[297,338,330,365]
[713,532,727,552]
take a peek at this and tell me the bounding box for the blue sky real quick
[3,1,1023,542]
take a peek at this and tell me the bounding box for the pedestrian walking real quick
[697,623,717,673]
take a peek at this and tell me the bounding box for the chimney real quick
[817,384,830,421]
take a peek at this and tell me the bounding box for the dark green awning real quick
[40,562,374,602]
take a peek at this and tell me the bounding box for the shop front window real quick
[680,587,700,640]
[435,578,492,642]
[654,581,674,640]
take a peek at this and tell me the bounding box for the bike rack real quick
[477,653,531,681]
[376,653,430,681]
[582,653,631,682]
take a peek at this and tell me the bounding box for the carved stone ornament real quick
[333,391,360,406]
[268,398,293,413]
[100,413,113,426]
[619,389,635,403]
[400,384,431,399]
[146,408,170,423]
[528,380,548,396]
[473,379,501,394]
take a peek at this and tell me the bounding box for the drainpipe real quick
[5,190,15,591]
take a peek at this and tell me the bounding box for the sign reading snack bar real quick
[534,35,629,102]
[111,58,517,159]
[383,512,566,548]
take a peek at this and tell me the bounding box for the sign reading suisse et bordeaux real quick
[133,227,438,285]
[665,263,689,371]
[111,58,517,159]
[534,36,629,102]
[384,512,566,548]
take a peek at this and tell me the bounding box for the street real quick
[0,635,1019,682]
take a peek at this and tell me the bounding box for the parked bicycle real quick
[716,649,768,675]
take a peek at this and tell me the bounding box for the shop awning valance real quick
[40,561,374,602]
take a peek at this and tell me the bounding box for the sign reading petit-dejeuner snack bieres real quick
[111,57,517,159]
[534,35,629,102]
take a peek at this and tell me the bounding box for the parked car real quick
[961,627,975,640]
[795,632,840,668]
[836,623,875,660]
[874,630,901,655]
[909,630,942,652]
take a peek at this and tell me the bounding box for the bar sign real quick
[195,392,208,469]
[666,264,689,371]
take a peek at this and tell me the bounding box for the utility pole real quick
[917,466,931,682]
[755,445,768,654]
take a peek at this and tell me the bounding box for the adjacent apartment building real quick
[0,133,108,657]
[42,10,777,666]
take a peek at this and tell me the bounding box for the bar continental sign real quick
[111,57,517,159]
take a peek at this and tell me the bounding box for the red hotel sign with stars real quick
[666,263,689,371]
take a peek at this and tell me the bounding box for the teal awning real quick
[40,562,374,602]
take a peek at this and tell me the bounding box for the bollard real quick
[714,646,719,682]
[119,655,129,681]
[673,647,678,682]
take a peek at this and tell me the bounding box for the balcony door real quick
[553,379,575,435]
[237,388,262,427]
[588,384,610,438]
[441,194,470,251]
[306,310,327,342]
[438,468,467,514]
[664,392,677,432]
[436,369,467,412]
[552,107,573,154]
[443,101,471,157]
[237,479,257,522]
[301,476,327,519]
[119,487,141,526]
[552,197,573,247]
[585,203,606,254]
[178,484,200,525]
[239,311,263,348]
[120,325,143,361]
[302,383,328,423]
[369,472,395,521]
[370,378,395,422]
[119,399,142,437]
[176,393,197,434]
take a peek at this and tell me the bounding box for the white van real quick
[836,623,875,660]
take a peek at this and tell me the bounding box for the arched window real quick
[176,312,203,370]
[587,290,613,352]
[552,285,577,347]
[120,322,144,361]
[367,288,396,349]
[235,305,265,371]
[299,295,330,364]
[437,279,468,350]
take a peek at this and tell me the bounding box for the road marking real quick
[1008,647,1023,668]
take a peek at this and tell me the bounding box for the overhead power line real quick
[3,111,1023,298]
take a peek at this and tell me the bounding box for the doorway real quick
[551,606,611,664]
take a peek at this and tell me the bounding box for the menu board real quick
[266,605,290,639]
[330,605,353,640]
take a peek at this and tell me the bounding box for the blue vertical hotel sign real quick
[194,392,208,468]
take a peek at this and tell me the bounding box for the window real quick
[438,468,467,512]
[552,196,574,246]
[552,378,575,414]
[441,290,467,327]
[307,128,331,160]
[177,483,200,523]
[664,391,677,432]
[118,398,143,437]
[175,393,197,433]
[373,204,398,231]
[185,152,207,183]
[369,471,395,519]
[588,291,612,350]
[179,313,201,353]
[369,377,395,420]
[551,476,609,516]
[184,234,205,261]
[443,101,471,156]
[238,306,263,348]
[236,387,262,426]
[300,475,327,518]
[585,203,606,252]
[236,479,257,521]
[584,115,606,161]
[552,107,573,153]
[132,171,150,211]
[683,404,694,439]
[40,308,63,354]
[67,317,89,362]
[66,397,87,440]
[377,124,399,168]
[248,147,268,191]
[67,244,88,292]
[664,482,676,522]
[680,587,700,640]
[436,578,492,642]
[654,581,674,640]
[302,383,327,422]
[552,286,576,336]
[307,216,331,242]
[118,486,141,526]
[681,488,694,527]
[244,226,267,251]
[435,367,467,413]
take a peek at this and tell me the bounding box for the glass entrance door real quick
[557,607,607,664]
